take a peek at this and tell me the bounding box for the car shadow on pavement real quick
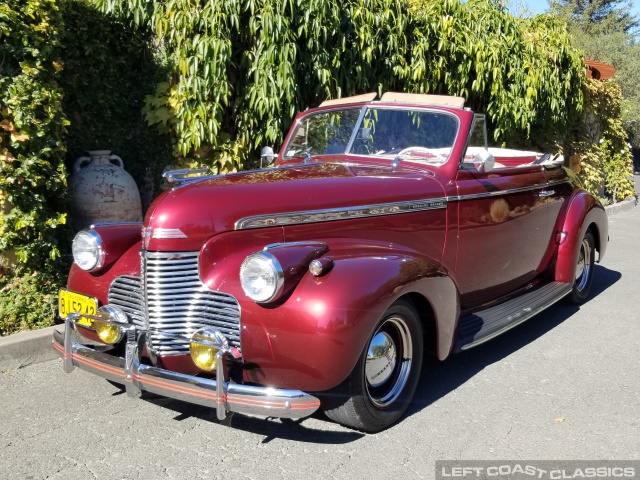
[406,264,621,419]
[134,393,365,443]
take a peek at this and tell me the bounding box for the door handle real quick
[538,190,555,198]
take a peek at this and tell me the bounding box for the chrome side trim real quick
[449,179,570,202]
[235,198,448,230]
[53,324,320,420]
[234,179,570,230]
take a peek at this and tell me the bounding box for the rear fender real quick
[555,191,608,284]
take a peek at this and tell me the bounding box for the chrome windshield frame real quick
[282,104,462,165]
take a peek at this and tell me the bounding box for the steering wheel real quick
[396,146,447,162]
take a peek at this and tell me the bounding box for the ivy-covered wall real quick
[0,0,170,335]
[0,0,70,334]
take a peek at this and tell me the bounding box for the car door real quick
[453,165,554,310]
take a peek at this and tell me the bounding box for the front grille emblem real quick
[141,226,152,249]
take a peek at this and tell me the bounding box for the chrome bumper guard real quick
[53,313,320,420]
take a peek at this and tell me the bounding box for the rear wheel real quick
[565,230,595,305]
[322,300,423,432]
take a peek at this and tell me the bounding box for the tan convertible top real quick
[380,92,465,107]
[319,91,465,108]
[319,92,378,107]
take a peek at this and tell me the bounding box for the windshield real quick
[283,106,459,164]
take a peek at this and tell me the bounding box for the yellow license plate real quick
[58,289,98,326]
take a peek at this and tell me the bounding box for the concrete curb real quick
[0,325,60,372]
[1,191,637,372]
[604,196,637,216]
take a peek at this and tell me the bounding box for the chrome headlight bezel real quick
[239,251,284,303]
[71,229,104,271]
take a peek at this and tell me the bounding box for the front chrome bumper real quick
[52,315,320,420]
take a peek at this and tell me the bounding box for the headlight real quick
[239,252,284,302]
[72,229,104,271]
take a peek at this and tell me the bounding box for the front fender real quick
[555,191,608,284]
[236,244,459,392]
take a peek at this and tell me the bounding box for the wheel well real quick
[587,223,600,260]
[400,293,437,357]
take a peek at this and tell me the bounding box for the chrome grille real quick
[107,251,241,355]
[108,275,145,328]
[144,251,241,354]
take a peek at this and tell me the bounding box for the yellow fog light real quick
[94,320,121,344]
[190,342,219,371]
[190,328,228,371]
[93,305,127,345]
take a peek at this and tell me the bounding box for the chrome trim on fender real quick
[263,241,328,251]
[53,320,320,420]
[235,198,448,230]
[90,222,142,228]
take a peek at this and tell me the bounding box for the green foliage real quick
[572,79,635,202]
[0,0,69,271]
[94,0,585,169]
[565,28,640,147]
[551,0,640,147]
[550,0,639,35]
[405,0,584,149]
[0,270,59,335]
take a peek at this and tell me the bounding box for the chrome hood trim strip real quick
[235,198,448,230]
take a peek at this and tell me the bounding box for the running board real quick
[455,282,573,351]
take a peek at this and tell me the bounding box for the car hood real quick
[144,161,445,250]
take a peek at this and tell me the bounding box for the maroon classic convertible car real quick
[54,92,608,432]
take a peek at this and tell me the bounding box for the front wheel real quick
[322,300,423,432]
[565,229,595,305]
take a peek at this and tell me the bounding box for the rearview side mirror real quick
[473,150,495,172]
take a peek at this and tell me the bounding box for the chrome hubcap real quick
[365,316,412,408]
[575,237,592,292]
[366,332,396,387]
